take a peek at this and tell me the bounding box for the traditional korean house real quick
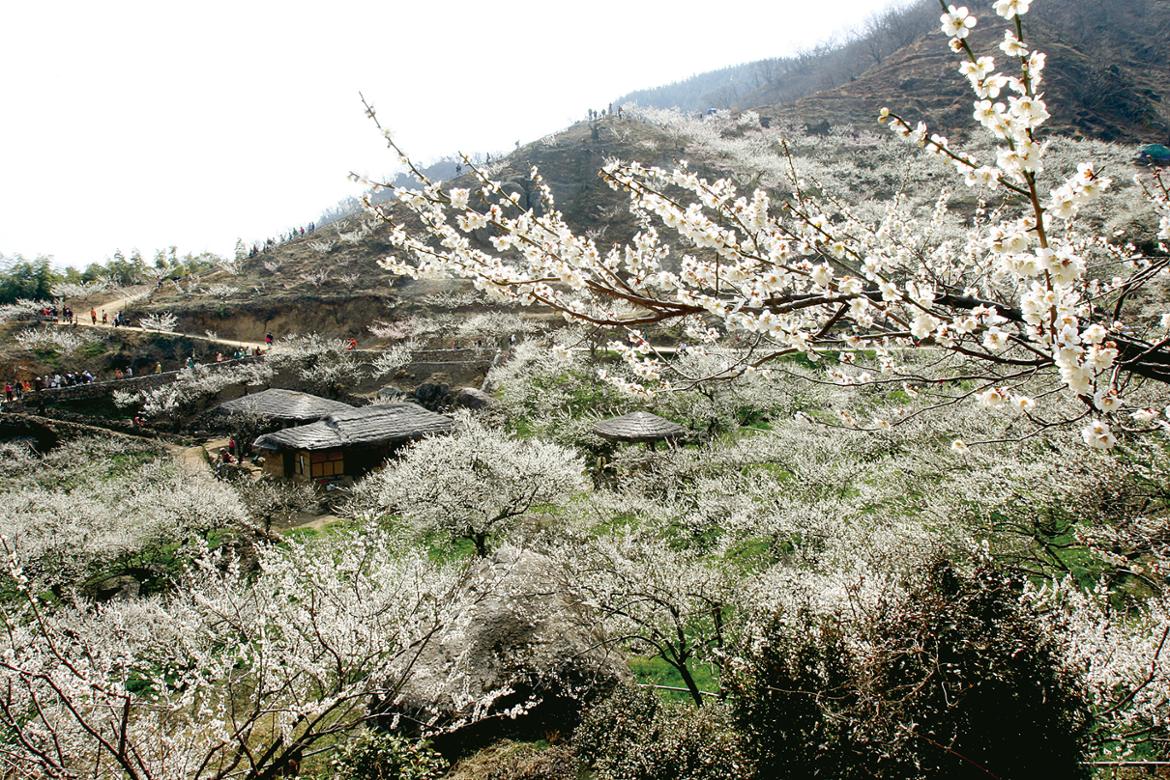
[252,402,455,482]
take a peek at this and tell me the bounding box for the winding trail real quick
[54,288,693,368]
[64,287,268,351]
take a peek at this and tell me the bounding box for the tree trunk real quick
[676,661,705,708]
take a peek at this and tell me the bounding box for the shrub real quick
[575,685,751,780]
[481,743,582,780]
[726,557,1093,779]
[324,730,447,780]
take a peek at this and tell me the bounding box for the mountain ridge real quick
[618,0,1170,144]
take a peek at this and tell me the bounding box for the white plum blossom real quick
[116,360,274,416]
[1081,419,1117,449]
[994,0,1033,19]
[940,5,977,39]
[448,187,470,210]
[1012,395,1036,413]
[0,528,495,777]
[0,437,251,585]
[14,326,100,355]
[977,387,1009,409]
[139,311,179,332]
[1000,31,1029,57]
[349,415,588,555]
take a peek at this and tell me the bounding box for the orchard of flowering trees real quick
[3,1,1170,778]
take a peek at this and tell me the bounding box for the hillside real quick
[135,118,700,341]
[760,0,1170,143]
[9,5,1170,773]
[129,0,1169,338]
[620,0,1170,144]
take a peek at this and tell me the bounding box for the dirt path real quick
[176,443,211,476]
[73,286,151,327]
[286,513,347,534]
[59,287,269,352]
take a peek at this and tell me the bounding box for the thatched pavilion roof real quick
[213,389,353,423]
[253,403,454,452]
[592,412,687,443]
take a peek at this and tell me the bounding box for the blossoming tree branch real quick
[361,0,1170,448]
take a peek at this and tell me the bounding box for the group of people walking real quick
[87,307,129,327]
[4,372,96,403]
[2,360,169,403]
[37,305,128,328]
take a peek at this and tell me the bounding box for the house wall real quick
[265,441,415,483]
[260,452,286,480]
[308,448,345,480]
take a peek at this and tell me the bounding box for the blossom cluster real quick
[13,325,100,355]
[348,414,588,555]
[138,310,179,332]
[50,279,112,300]
[115,359,274,415]
[0,437,250,585]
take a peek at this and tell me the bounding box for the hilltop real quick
[761,0,1170,143]
[619,0,1170,144]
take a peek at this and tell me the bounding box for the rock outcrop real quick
[385,547,625,754]
[454,387,493,410]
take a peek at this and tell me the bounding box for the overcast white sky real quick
[0,0,901,268]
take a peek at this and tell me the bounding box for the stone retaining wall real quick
[29,357,263,403]
[16,348,499,404]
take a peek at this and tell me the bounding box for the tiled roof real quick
[213,388,353,422]
[253,402,454,451]
[592,411,687,443]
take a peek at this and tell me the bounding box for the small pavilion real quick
[592,412,687,450]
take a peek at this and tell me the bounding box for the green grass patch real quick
[724,535,786,572]
[628,656,720,703]
[508,417,535,439]
[422,533,478,564]
[102,449,162,480]
[588,511,642,537]
[662,518,723,553]
[740,462,791,481]
[884,388,915,405]
[78,340,109,359]
[527,368,628,420]
[282,527,321,543]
